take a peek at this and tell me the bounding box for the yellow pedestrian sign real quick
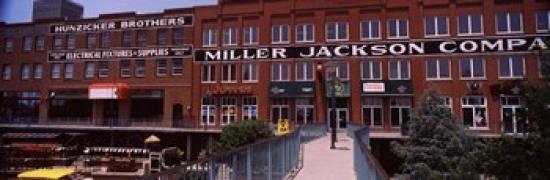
[276,119,290,136]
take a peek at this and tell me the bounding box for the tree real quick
[392,88,479,180]
[204,119,273,156]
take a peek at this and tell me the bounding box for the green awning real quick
[361,80,413,96]
[270,82,315,98]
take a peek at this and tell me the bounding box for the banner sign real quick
[48,46,193,62]
[363,83,385,93]
[195,36,549,61]
[50,15,193,34]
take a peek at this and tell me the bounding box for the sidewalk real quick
[295,132,356,180]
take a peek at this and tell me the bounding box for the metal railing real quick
[141,128,302,180]
[297,124,327,143]
[349,125,390,180]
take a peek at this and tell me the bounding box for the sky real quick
[0,0,217,23]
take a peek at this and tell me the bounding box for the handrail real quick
[353,125,390,180]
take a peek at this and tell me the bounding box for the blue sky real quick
[0,0,217,23]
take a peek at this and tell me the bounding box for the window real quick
[221,97,237,125]
[122,31,132,47]
[157,29,167,45]
[296,24,314,43]
[35,36,44,51]
[172,58,183,75]
[85,62,95,79]
[363,97,383,127]
[296,62,314,81]
[120,60,131,77]
[390,97,411,128]
[243,96,258,120]
[242,63,258,82]
[537,11,550,32]
[53,36,63,50]
[223,27,238,46]
[86,34,96,48]
[326,22,348,41]
[98,61,109,78]
[426,59,451,80]
[156,59,167,76]
[496,12,523,34]
[4,38,13,53]
[425,16,449,37]
[462,96,487,129]
[271,25,290,44]
[501,96,527,134]
[51,63,61,79]
[135,60,146,77]
[389,60,410,80]
[101,32,111,48]
[361,61,382,80]
[361,20,381,40]
[334,62,349,80]
[202,29,217,47]
[460,57,485,79]
[23,37,33,52]
[243,26,259,45]
[498,55,525,79]
[33,63,42,79]
[202,64,216,83]
[296,98,314,125]
[67,34,76,50]
[21,64,30,80]
[173,28,185,45]
[271,99,290,124]
[64,63,74,79]
[222,64,237,83]
[137,30,147,46]
[2,64,11,80]
[271,62,289,81]
[442,96,453,110]
[201,97,216,126]
[388,19,409,39]
[458,14,483,36]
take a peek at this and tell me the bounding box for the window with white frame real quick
[426,58,451,80]
[221,97,236,125]
[296,62,314,81]
[501,96,527,134]
[172,58,183,76]
[462,96,487,129]
[326,22,348,41]
[536,11,550,32]
[53,36,62,50]
[135,60,145,77]
[223,27,238,46]
[85,62,94,79]
[64,63,74,79]
[243,26,259,45]
[442,96,453,110]
[120,60,131,77]
[51,63,61,79]
[460,57,485,79]
[458,14,483,35]
[35,36,44,51]
[389,60,410,80]
[67,34,76,50]
[4,38,13,53]
[33,63,42,79]
[202,29,217,47]
[23,37,33,52]
[172,28,185,45]
[390,97,411,128]
[296,23,314,43]
[101,32,111,48]
[157,29,167,46]
[137,30,147,46]
[296,98,314,125]
[425,16,449,37]
[271,62,289,81]
[222,64,237,83]
[2,64,11,80]
[243,96,258,120]
[98,61,109,78]
[122,31,132,47]
[242,62,258,82]
[388,19,409,39]
[86,33,96,48]
[156,59,167,76]
[363,97,383,127]
[271,25,289,44]
[496,12,523,34]
[336,62,349,80]
[202,64,216,83]
[361,61,382,80]
[498,55,525,79]
[21,64,30,80]
[361,20,381,40]
[201,97,216,126]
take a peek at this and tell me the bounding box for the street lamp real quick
[324,63,338,149]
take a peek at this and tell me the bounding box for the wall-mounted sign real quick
[208,85,253,95]
[48,46,192,62]
[50,15,194,34]
[363,83,385,93]
[195,36,548,61]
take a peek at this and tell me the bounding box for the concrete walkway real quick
[295,132,356,180]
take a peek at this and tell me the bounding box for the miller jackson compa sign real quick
[195,35,549,61]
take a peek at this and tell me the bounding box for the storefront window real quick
[271,98,290,124]
[0,91,40,123]
[201,97,216,126]
[390,97,411,128]
[243,96,257,120]
[501,96,526,134]
[296,98,314,125]
[462,96,487,129]
[221,97,236,125]
[363,97,383,127]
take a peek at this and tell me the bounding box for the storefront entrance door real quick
[328,108,348,130]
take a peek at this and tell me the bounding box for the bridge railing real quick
[349,125,390,180]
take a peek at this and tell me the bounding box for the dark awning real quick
[362,80,413,96]
[270,82,315,98]
[1,133,61,139]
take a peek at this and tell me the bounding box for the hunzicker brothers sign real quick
[50,15,193,34]
[195,36,549,61]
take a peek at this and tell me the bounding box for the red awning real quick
[88,83,129,100]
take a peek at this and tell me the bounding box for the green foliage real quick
[162,147,184,167]
[392,88,479,180]
[206,119,273,155]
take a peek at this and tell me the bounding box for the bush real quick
[207,120,273,155]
